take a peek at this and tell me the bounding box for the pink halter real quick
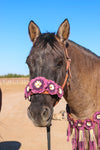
[24,47,71,104]
[25,76,64,99]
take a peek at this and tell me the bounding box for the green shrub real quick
[0,74,29,78]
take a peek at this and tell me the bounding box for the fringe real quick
[98,123,100,148]
[89,129,96,150]
[89,141,96,150]
[78,129,86,150]
[72,127,77,150]
[67,123,71,141]
[67,112,100,149]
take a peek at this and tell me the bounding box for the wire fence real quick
[0,78,29,85]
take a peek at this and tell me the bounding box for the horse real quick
[25,19,100,150]
[0,88,2,111]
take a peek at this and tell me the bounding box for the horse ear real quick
[28,20,41,43]
[57,19,70,43]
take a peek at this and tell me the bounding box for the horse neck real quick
[65,40,100,120]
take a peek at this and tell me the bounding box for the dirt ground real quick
[0,78,72,150]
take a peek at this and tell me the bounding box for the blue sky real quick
[0,0,100,75]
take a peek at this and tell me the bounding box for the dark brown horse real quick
[0,88,2,111]
[26,19,100,149]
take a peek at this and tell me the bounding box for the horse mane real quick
[34,32,58,49]
[68,40,100,59]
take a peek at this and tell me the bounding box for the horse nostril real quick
[41,107,51,121]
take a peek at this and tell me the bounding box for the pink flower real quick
[57,86,64,98]
[24,76,64,99]
[24,84,31,99]
[84,119,95,130]
[29,77,47,94]
[47,80,58,95]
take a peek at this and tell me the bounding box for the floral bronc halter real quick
[24,47,71,105]
[25,76,64,99]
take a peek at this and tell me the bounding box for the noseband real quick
[24,47,71,105]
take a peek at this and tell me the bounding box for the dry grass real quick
[0,78,72,150]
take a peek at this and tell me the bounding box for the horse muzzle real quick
[27,104,53,127]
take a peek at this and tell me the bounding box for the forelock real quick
[34,33,59,49]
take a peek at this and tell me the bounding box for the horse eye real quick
[57,60,63,67]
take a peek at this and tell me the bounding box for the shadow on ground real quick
[0,141,21,150]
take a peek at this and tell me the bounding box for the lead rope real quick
[47,126,51,150]
[46,47,71,150]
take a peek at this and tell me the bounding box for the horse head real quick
[25,19,70,127]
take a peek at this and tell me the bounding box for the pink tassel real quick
[89,129,96,150]
[79,141,84,150]
[67,123,71,141]
[93,112,100,148]
[78,129,85,150]
[98,123,100,147]
[89,141,96,150]
[72,127,77,150]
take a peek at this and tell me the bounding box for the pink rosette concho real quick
[57,85,64,98]
[76,120,84,130]
[25,83,31,99]
[29,77,47,94]
[84,119,95,130]
[68,115,75,128]
[93,111,100,123]
[47,80,58,95]
[93,111,100,148]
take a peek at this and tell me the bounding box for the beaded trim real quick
[67,111,100,150]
